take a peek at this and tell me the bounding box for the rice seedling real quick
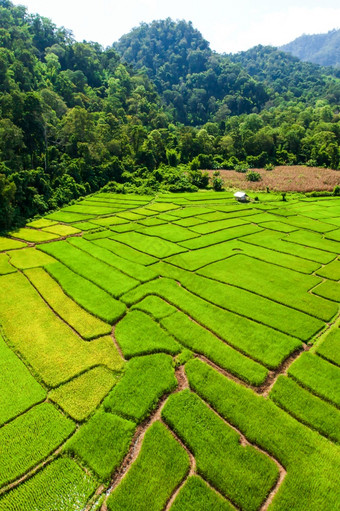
[106,421,189,511]
[49,367,119,421]
[0,403,75,488]
[170,475,234,511]
[288,352,340,407]
[45,262,126,323]
[162,389,278,511]
[0,334,46,426]
[103,354,176,422]
[0,457,97,511]
[270,375,340,443]
[64,411,135,481]
[115,310,180,358]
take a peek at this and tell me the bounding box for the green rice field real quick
[0,191,339,510]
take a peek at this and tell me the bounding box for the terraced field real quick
[0,191,339,510]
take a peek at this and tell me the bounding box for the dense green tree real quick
[0,2,339,232]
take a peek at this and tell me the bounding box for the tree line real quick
[0,2,339,230]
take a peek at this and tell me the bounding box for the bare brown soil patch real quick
[208,166,340,192]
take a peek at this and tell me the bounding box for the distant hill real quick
[115,20,339,125]
[280,29,340,68]
[115,18,270,125]
[228,45,340,102]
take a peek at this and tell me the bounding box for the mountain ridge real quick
[0,3,339,231]
[280,29,340,68]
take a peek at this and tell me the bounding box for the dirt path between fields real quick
[101,366,190,510]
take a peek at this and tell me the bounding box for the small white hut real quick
[234,191,249,203]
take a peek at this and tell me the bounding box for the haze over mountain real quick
[280,29,340,68]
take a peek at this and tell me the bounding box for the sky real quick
[11,0,340,53]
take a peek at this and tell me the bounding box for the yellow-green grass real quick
[0,334,46,426]
[109,222,139,233]
[9,227,60,243]
[270,375,340,443]
[26,218,57,228]
[145,202,180,212]
[76,199,127,209]
[137,217,166,226]
[209,208,258,220]
[190,217,250,234]
[316,328,340,366]
[325,228,340,242]
[157,212,181,221]
[165,238,320,274]
[279,215,337,233]
[170,475,234,511]
[71,221,99,230]
[173,216,207,227]
[25,268,111,339]
[95,192,152,202]
[111,231,186,258]
[249,212,295,224]
[312,280,340,302]
[257,221,297,233]
[62,204,119,215]
[64,411,135,481]
[131,295,176,320]
[161,311,268,386]
[159,264,320,341]
[285,230,340,254]
[155,195,190,203]
[115,310,180,358]
[0,272,121,386]
[0,237,26,251]
[49,366,119,421]
[198,254,337,322]
[179,224,261,250]
[122,278,301,369]
[288,352,340,407]
[93,238,157,265]
[107,421,189,511]
[45,262,126,323]
[83,229,115,240]
[117,211,145,221]
[67,237,158,283]
[316,259,340,280]
[0,403,75,488]
[242,230,334,264]
[86,200,138,210]
[42,224,81,236]
[8,247,55,269]
[0,457,97,511]
[170,206,213,218]
[46,210,95,222]
[137,223,200,242]
[133,207,157,217]
[0,253,16,274]
[39,240,139,297]
[104,354,176,423]
[195,211,231,222]
[186,358,340,511]
[185,192,234,201]
[162,390,278,511]
[91,216,128,227]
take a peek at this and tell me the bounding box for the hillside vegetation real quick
[0,1,339,234]
[280,29,340,68]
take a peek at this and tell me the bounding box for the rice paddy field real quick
[0,190,339,511]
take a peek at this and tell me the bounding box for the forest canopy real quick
[0,1,339,230]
